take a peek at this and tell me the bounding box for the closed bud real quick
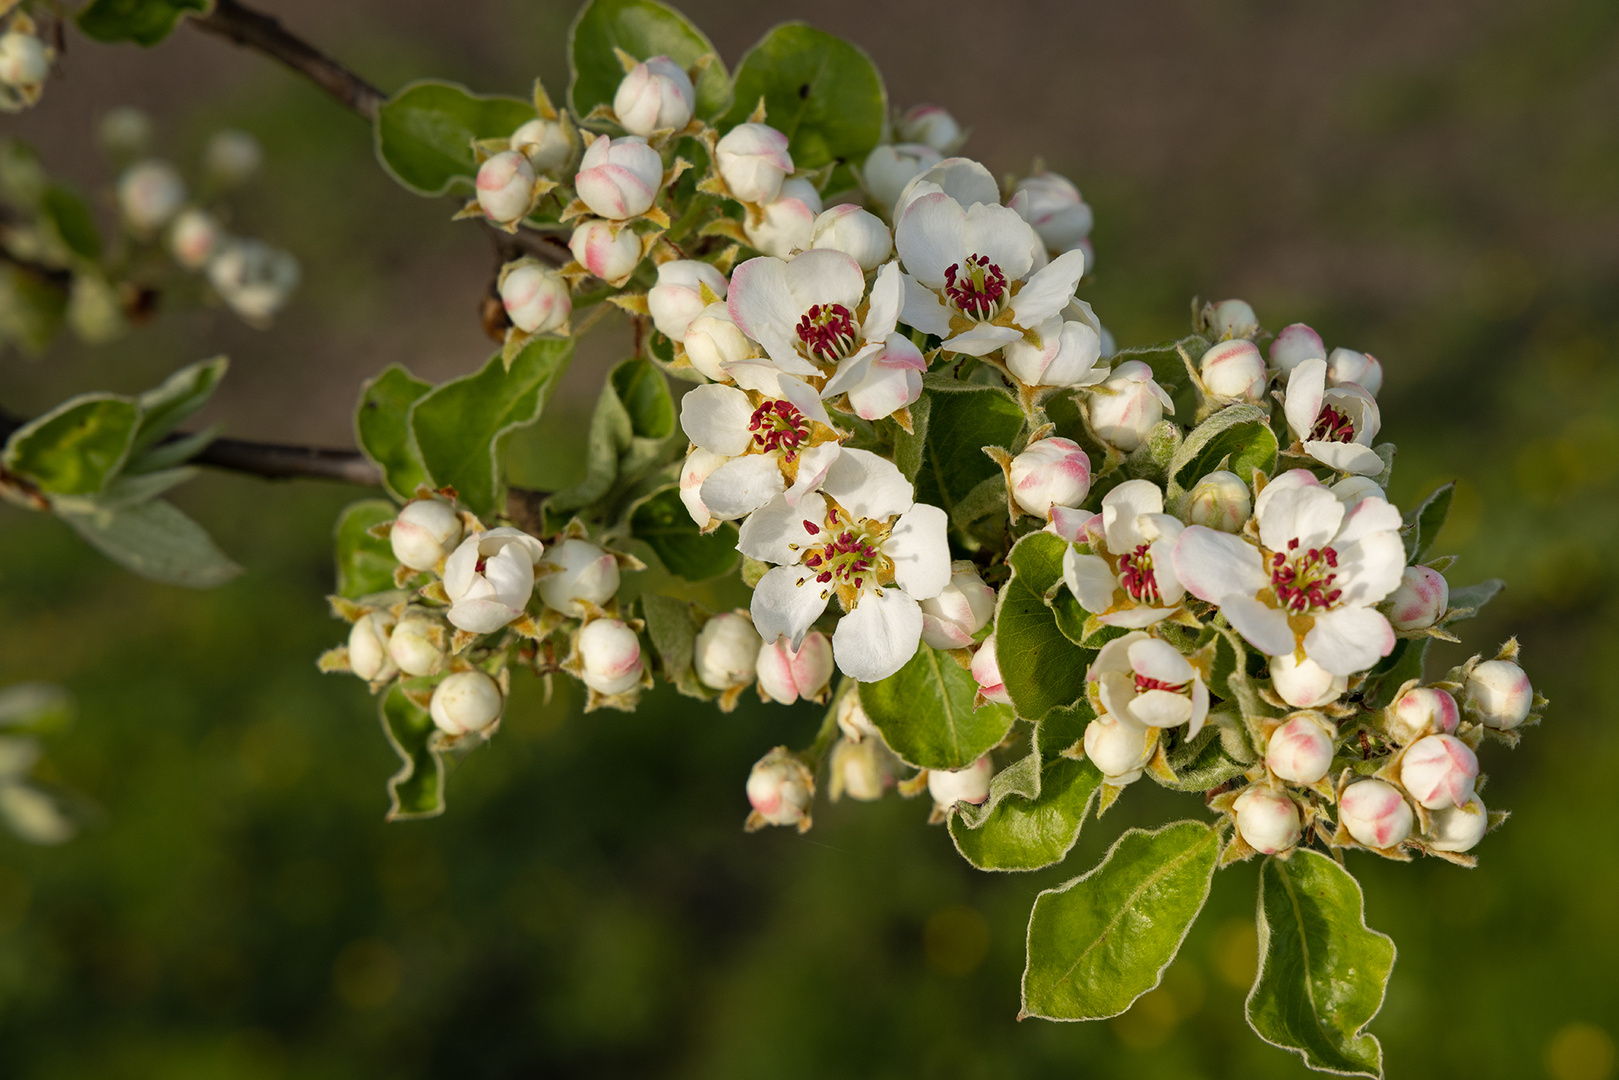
[1385,565,1449,630]
[203,129,262,186]
[830,737,894,802]
[743,177,821,258]
[1269,652,1348,709]
[896,104,966,153]
[757,631,834,705]
[694,611,763,690]
[206,238,300,323]
[429,670,503,736]
[570,219,641,282]
[575,134,662,220]
[1426,794,1488,853]
[715,123,793,204]
[500,261,571,334]
[1400,733,1478,809]
[475,150,536,224]
[1199,339,1268,401]
[1269,323,1325,376]
[117,160,186,233]
[0,32,48,89]
[1339,778,1414,848]
[1387,686,1460,743]
[1087,360,1174,452]
[1233,786,1302,854]
[1462,659,1533,730]
[1330,475,1385,509]
[168,208,223,270]
[919,565,996,650]
[648,259,728,340]
[347,611,398,682]
[927,755,992,808]
[511,117,575,174]
[390,497,463,571]
[1004,315,1105,389]
[1009,437,1092,519]
[1009,171,1093,253]
[683,302,752,381]
[970,634,1011,705]
[1083,712,1154,785]
[746,747,814,827]
[1326,347,1383,396]
[1187,470,1251,533]
[613,55,695,136]
[576,618,643,695]
[1204,298,1259,340]
[537,538,620,617]
[443,527,545,634]
[389,611,449,677]
[810,204,892,270]
[1265,713,1336,784]
[860,143,942,216]
[835,689,881,742]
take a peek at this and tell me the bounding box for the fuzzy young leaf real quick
[568,0,732,120]
[380,682,446,820]
[374,81,537,197]
[628,486,739,581]
[41,186,102,261]
[1169,403,1277,493]
[950,755,1102,872]
[55,498,241,588]
[1361,637,1429,711]
[1247,849,1396,1078]
[547,358,679,522]
[997,532,1091,721]
[4,394,140,495]
[859,645,1014,771]
[0,265,68,354]
[355,365,432,501]
[1403,482,1453,562]
[1447,578,1504,617]
[640,593,711,699]
[1159,716,1254,791]
[76,0,208,46]
[132,357,228,456]
[334,499,401,599]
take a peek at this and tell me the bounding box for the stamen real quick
[1117,543,1162,605]
[795,303,859,364]
[747,400,811,461]
[1268,542,1343,614]
[1310,404,1355,443]
[941,254,1009,321]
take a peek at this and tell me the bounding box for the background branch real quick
[190,0,385,121]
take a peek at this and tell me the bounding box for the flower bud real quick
[919,566,996,650]
[830,737,894,802]
[927,755,992,808]
[678,445,724,526]
[746,748,814,827]
[429,670,503,736]
[1265,714,1336,784]
[576,617,643,695]
[389,611,448,677]
[203,129,262,186]
[500,261,571,334]
[537,538,620,617]
[575,134,662,220]
[1199,339,1268,401]
[1399,733,1478,809]
[694,611,763,690]
[1187,470,1251,533]
[475,150,536,224]
[648,259,728,340]
[347,611,398,682]
[390,497,463,571]
[683,302,752,381]
[835,689,881,742]
[613,55,695,136]
[1461,659,1533,731]
[1268,652,1348,709]
[1232,786,1302,854]
[99,107,152,156]
[1009,171,1093,253]
[1385,565,1449,631]
[206,238,300,323]
[757,631,834,705]
[1387,686,1460,743]
[860,143,943,216]
[715,123,793,204]
[1330,475,1385,509]
[1204,298,1258,340]
[0,31,48,89]
[1009,437,1092,519]
[1426,794,1488,853]
[117,160,186,233]
[1326,347,1383,396]
[971,634,1011,705]
[809,203,892,270]
[1339,778,1414,848]
[1004,315,1104,388]
[511,117,575,174]
[566,219,641,282]
[1087,360,1173,452]
[168,208,223,271]
[1269,323,1325,376]
[896,104,965,153]
[1083,712,1154,785]
[744,177,821,258]
[443,527,545,634]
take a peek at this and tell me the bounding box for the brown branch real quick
[0,244,74,290]
[190,0,385,122]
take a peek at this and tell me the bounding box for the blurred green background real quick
[3,0,1618,1076]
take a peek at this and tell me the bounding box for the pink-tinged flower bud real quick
[678,446,724,527]
[577,618,643,695]
[537,538,620,617]
[683,302,752,381]
[1387,686,1460,743]
[694,611,763,690]
[830,737,894,802]
[1385,565,1449,631]
[1400,733,1479,809]
[746,747,814,827]
[443,527,546,634]
[511,117,575,175]
[389,611,448,677]
[836,689,881,742]
[810,204,892,270]
[1326,347,1383,396]
[575,134,662,220]
[168,208,223,271]
[206,238,300,323]
[613,55,694,137]
[919,565,996,650]
[429,670,503,736]
[1087,360,1174,452]
[499,262,571,334]
[1187,470,1251,533]
[390,497,463,571]
[1204,298,1259,340]
[1009,437,1092,519]
[860,143,943,216]
[1199,339,1268,401]
[1009,171,1093,253]
[714,123,793,204]
[475,150,536,224]
[1462,659,1533,730]
[1269,323,1325,376]
[744,177,821,258]
[647,259,728,340]
[1265,714,1336,784]
[1426,794,1488,852]
[927,755,992,807]
[1004,315,1105,388]
[1268,652,1348,709]
[203,129,262,187]
[0,31,48,88]
[568,220,642,283]
[117,160,186,233]
[1233,786,1302,853]
[347,611,398,682]
[1339,778,1414,848]
[896,104,965,154]
[970,634,1011,705]
[1083,712,1154,785]
[1330,475,1385,509]
[757,631,834,705]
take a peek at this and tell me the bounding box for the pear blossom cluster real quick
[0,10,51,112]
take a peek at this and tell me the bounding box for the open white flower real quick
[1088,631,1209,737]
[1172,469,1404,676]
[1283,358,1383,476]
[678,376,842,522]
[728,248,900,378]
[1003,298,1108,389]
[443,527,546,633]
[1061,480,1186,628]
[740,449,950,682]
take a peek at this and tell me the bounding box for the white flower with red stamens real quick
[1172,469,1404,676]
[678,376,841,521]
[443,527,547,634]
[1283,358,1383,476]
[1089,630,1209,736]
[1061,480,1187,629]
[739,449,950,682]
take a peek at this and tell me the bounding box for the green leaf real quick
[410,336,575,519]
[0,683,74,736]
[4,394,140,495]
[1035,699,1093,761]
[640,593,711,699]
[334,499,401,599]
[547,358,679,522]
[132,357,228,455]
[0,264,69,354]
[1447,578,1504,617]
[721,24,886,173]
[374,81,537,197]
[892,388,931,482]
[76,0,208,46]
[629,486,738,581]
[126,426,219,475]
[379,683,447,820]
[1021,821,1221,1020]
[1169,403,1277,493]
[55,498,241,588]
[950,755,1102,872]
[1248,849,1396,1078]
[568,0,731,120]
[1158,715,1254,791]
[41,186,102,261]
[1361,636,1429,711]
[1403,482,1453,562]
[859,645,1015,771]
[910,383,1023,540]
[54,467,197,512]
[355,365,432,501]
[996,532,1091,720]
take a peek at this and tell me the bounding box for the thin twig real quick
[190,0,385,121]
[0,245,74,289]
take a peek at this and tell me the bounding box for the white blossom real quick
[756,631,834,705]
[1385,565,1448,631]
[169,208,223,270]
[744,176,822,257]
[500,261,571,334]
[919,563,996,650]
[1269,322,1325,376]
[682,302,754,381]
[1339,778,1414,849]
[1003,299,1108,389]
[746,748,814,828]
[860,143,941,216]
[1204,298,1258,340]
[204,130,262,186]
[693,611,763,690]
[443,527,546,633]
[647,259,727,340]
[569,219,642,283]
[1387,686,1459,744]
[1008,171,1093,254]
[475,150,536,224]
[1062,480,1187,628]
[537,539,620,617]
[1269,652,1347,709]
[389,611,448,677]
[511,116,575,174]
[1426,795,1488,852]
[810,204,892,270]
[207,239,300,323]
[1327,347,1383,396]
[927,755,993,808]
[830,737,895,802]
[1233,786,1302,854]
[0,31,49,90]
[895,104,966,154]
[117,160,185,233]
[1399,733,1478,809]
[429,670,503,736]
[1083,711,1154,786]
[1199,339,1268,402]
[1009,437,1092,520]
[971,633,1011,704]
[715,123,793,204]
[678,378,839,521]
[576,618,643,695]
[390,498,463,572]
[1266,713,1335,784]
[1089,631,1209,736]
[1186,470,1251,533]
[347,611,397,683]
[1462,660,1533,730]
[1283,358,1383,476]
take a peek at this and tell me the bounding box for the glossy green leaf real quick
[1403,482,1453,562]
[1248,849,1397,1078]
[4,394,139,495]
[910,383,1023,540]
[996,532,1091,721]
[1021,821,1221,1020]
[41,186,102,261]
[568,0,731,120]
[55,498,241,588]
[951,755,1102,872]
[1169,403,1277,492]
[1035,699,1093,761]
[859,644,1014,771]
[0,264,68,354]
[374,81,536,197]
[355,364,432,500]
[629,486,739,581]
[640,593,711,699]
[76,0,208,46]
[132,357,228,456]
[334,499,401,599]
[548,358,680,522]
[0,683,74,736]
[410,337,575,518]
[380,683,446,820]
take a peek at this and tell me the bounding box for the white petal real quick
[1097,605,1174,629]
[1048,506,1095,542]
[1101,479,1163,554]
[484,546,536,608]
[1304,606,1395,676]
[680,383,755,457]
[752,564,832,650]
[910,158,1000,210]
[442,536,480,601]
[1306,440,1385,476]
[1097,669,1136,719]
[774,374,833,428]
[1255,472,1342,553]
[941,324,1023,356]
[1128,689,1193,728]
[1220,594,1296,657]
[784,442,840,505]
[862,260,903,341]
[961,202,1037,284]
[846,358,923,422]
[1170,526,1268,602]
[900,272,954,336]
[1010,248,1087,327]
[783,247,866,312]
[1188,676,1209,738]
[832,588,924,682]
[737,491,827,564]
[820,447,913,522]
[1284,358,1328,441]
[726,255,803,369]
[1127,637,1193,684]
[884,503,950,600]
[448,598,522,634]
[1091,633,1145,677]
[894,192,965,288]
[1332,530,1406,607]
[1145,535,1185,607]
[818,343,880,399]
[701,454,786,520]
[679,446,724,526]
[1062,549,1118,613]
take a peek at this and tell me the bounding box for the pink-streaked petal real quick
[832,588,923,682]
[1171,526,1268,602]
[727,256,802,368]
[1047,506,1096,543]
[1304,606,1395,676]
